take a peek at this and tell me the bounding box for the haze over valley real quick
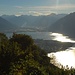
[0,13,66,32]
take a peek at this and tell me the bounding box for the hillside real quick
[48,12,75,38]
[34,39,73,53]
[0,17,16,32]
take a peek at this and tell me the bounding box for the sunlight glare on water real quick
[48,47,75,69]
[51,33,75,43]
[48,33,75,69]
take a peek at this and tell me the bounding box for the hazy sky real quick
[0,0,75,16]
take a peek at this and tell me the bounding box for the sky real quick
[0,0,75,16]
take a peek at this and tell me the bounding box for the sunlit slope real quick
[48,12,75,38]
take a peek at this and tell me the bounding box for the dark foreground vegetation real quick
[0,33,75,75]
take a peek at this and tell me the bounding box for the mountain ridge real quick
[48,12,75,39]
[1,14,67,31]
[0,17,17,32]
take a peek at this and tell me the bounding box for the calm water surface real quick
[5,32,52,40]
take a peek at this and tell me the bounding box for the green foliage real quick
[9,33,34,50]
[0,33,75,75]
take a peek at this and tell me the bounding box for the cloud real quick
[28,4,75,10]
[15,4,75,12]
[53,4,75,10]
[28,11,55,16]
[14,6,23,9]
[14,4,75,15]
[28,11,43,16]
[15,12,24,16]
[14,4,75,11]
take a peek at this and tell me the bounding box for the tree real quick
[9,33,34,50]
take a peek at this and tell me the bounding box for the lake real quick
[48,47,75,69]
[5,32,52,40]
[5,32,75,69]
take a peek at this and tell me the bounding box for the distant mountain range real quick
[48,12,75,38]
[1,13,66,31]
[1,12,75,39]
[0,17,16,32]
